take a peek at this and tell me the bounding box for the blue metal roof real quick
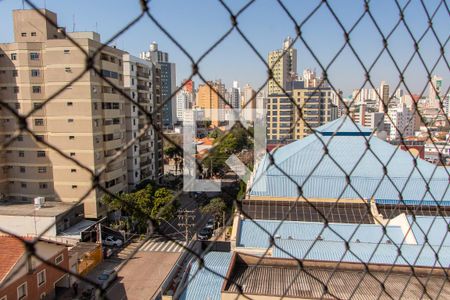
[272,239,450,268]
[237,219,407,249]
[179,252,232,300]
[407,216,450,246]
[250,117,450,203]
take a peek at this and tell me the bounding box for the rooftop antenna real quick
[95,22,98,33]
[72,14,75,32]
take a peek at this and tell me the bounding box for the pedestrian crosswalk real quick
[139,237,187,253]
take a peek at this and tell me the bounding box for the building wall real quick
[267,83,337,142]
[196,80,226,125]
[267,37,297,95]
[123,54,162,190]
[0,9,128,218]
[0,246,69,300]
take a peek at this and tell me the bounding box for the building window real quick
[37,270,46,287]
[37,151,45,157]
[72,185,77,189]
[30,52,40,60]
[39,183,48,189]
[13,86,19,94]
[70,152,75,157]
[15,103,20,109]
[33,102,42,110]
[11,53,17,60]
[69,136,75,140]
[34,119,44,126]
[68,119,74,123]
[67,102,73,106]
[35,135,44,141]
[12,70,18,77]
[38,167,47,173]
[32,86,41,93]
[17,135,23,141]
[55,254,64,265]
[17,282,27,299]
[20,167,25,173]
[21,182,27,188]
[71,169,77,173]
[31,69,40,77]
[64,49,70,54]
[18,151,24,157]
[21,33,27,37]
[31,32,37,37]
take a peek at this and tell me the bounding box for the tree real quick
[201,197,227,226]
[102,184,179,233]
[151,188,177,222]
[164,145,183,174]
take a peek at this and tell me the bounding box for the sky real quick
[0,0,448,96]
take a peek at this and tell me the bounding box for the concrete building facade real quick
[123,54,163,190]
[266,81,338,142]
[140,42,176,128]
[196,80,226,125]
[0,9,129,218]
[267,37,297,95]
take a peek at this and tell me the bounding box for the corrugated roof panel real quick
[237,220,406,249]
[179,252,232,300]
[249,118,450,204]
[408,216,450,246]
[273,239,450,268]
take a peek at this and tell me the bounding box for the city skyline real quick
[0,0,448,96]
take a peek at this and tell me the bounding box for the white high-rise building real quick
[386,103,415,141]
[176,89,194,122]
[123,54,163,190]
[230,81,240,109]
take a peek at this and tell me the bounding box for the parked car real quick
[204,218,215,230]
[102,235,123,247]
[198,228,213,240]
[97,269,117,288]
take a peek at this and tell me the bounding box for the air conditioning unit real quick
[34,197,45,209]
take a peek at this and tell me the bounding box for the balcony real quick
[138,97,149,103]
[139,146,149,155]
[137,85,148,91]
[140,159,152,167]
[137,71,150,78]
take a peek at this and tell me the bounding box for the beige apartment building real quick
[267,81,338,141]
[267,37,297,95]
[0,9,130,218]
[123,54,163,190]
[196,80,226,125]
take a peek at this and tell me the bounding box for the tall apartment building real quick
[266,81,338,142]
[349,104,385,132]
[386,103,415,141]
[176,88,194,122]
[141,42,176,128]
[0,9,132,218]
[196,80,226,125]
[378,81,390,112]
[122,54,163,190]
[230,81,240,109]
[428,75,443,108]
[267,37,297,95]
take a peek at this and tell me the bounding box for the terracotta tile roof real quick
[0,236,26,283]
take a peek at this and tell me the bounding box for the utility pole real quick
[177,209,195,242]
